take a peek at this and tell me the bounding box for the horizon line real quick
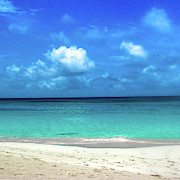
[0,95,179,99]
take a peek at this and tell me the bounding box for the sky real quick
[0,0,180,97]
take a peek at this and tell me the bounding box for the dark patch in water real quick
[57,133,79,136]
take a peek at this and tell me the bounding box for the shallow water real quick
[0,97,180,139]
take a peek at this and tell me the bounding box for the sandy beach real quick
[0,142,180,179]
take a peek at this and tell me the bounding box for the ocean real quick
[0,96,180,140]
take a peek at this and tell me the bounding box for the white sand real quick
[0,142,180,179]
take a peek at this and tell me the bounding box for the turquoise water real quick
[0,97,180,139]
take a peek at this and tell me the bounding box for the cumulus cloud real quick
[143,7,171,33]
[6,64,21,72]
[38,80,56,90]
[24,60,56,80]
[8,23,27,34]
[0,0,17,13]
[5,46,94,90]
[120,42,147,57]
[46,46,94,73]
[60,14,74,24]
[37,76,88,90]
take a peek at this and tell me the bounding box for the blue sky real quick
[0,0,180,97]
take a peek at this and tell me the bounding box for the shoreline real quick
[0,142,180,179]
[1,136,180,148]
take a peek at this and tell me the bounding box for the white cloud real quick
[60,14,74,24]
[6,64,25,80]
[8,23,27,34]
[6,64,21,72]
[24,60,55,79]
[38,80,56,90]
[143,7,171,33]
[46,46,94,73]
[5,45,94,91]
[0,0,17,13]
[120,42,147,57]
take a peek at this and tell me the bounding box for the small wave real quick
[78,136,133,143]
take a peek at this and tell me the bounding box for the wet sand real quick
[0,142,180,179]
